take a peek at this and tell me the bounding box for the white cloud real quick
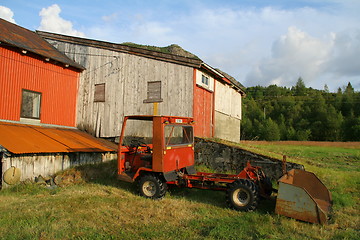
[247,27,333,88]
[78,2,360,91]
[0,6,16,23]
[38,4,85,37]
[325,30,360,77]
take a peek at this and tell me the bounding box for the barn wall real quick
[0,47,79,127]
[1,152,116,187]
[46,40,194,138]
[214,81,242,142]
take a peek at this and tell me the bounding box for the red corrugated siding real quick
[193,69,213,138]
[0,47,79,127]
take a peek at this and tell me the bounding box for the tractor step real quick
[117,172,135,183]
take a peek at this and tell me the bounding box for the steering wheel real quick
[130,139,148,148]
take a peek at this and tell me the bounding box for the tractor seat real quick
[140,154,153,162]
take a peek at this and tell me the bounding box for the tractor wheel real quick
[260,177,273,198]
[138,174,167,200]
[226,179,259,211]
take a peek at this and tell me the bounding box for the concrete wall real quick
[1,152,116,188]
[214,81,242,142]
[214,111,241,143]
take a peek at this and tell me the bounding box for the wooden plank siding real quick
[1,152,117,187]
[46,40,194,138]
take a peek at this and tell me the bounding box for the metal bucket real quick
[275,169,332,224]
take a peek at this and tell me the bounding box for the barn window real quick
[21,89,41,119]
[94,83,105,102]
[202,74,209,86]
[144,81,163,103]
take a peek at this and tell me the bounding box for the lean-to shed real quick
[0,19,116,187]
[36,31,246,142]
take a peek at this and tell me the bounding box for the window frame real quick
[94,83,106,102]
[202,74,209,86]
[143,81,163,103]
[164,124,194,147]
[20,89,42,119]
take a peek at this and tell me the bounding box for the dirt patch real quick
[241,141,360,149]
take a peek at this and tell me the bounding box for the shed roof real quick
[0,122,117,154]
[0,18,84,70]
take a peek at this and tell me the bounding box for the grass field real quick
[0,141,359,239]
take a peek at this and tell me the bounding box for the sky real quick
[1,0,359,92]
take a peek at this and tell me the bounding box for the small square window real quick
[202,75,209,86]
[21,89,41,119]
[144,81,163,103]
[94,83,105,102]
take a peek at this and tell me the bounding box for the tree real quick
[342,114,360,141]
[293,77,306,96]
[324,84,329,93]
[260,118,280,141]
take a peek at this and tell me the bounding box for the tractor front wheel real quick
[226,179,259,211]
[138,174,167,200]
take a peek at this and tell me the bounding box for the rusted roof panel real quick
[0,122,117,154]
[0,19,84,70]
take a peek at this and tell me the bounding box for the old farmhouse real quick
[0,19,117,188]
[37,31,245,143]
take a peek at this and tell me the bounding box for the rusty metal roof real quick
[0,18,84,70]
[0,122,117,154]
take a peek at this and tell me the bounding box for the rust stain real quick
[0,18,84,70]
[275,198,321,224]
[276,169,332,224]
[0,122,117,154]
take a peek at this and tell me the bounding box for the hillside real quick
[241,79,360,141]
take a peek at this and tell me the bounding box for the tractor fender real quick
[133,168,167,183]
[133,167,153,181]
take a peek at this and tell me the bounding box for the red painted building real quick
[0,18,84,127]
[0,19,118,188]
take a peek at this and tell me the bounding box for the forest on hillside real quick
[241,79,360,141]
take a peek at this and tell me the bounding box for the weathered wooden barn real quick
[0,19,117,187]
[37,31,245,143]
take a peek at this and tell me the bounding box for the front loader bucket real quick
[275,169,332,224]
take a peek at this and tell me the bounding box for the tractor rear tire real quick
[260,176,273,198]
[226,179,259,211]
[138,174,167,200]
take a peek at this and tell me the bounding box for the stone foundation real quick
[194,138,304,180]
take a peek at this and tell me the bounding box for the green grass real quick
[0,142,359,239]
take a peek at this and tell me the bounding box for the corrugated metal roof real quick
[0,122,117,154]
[0,18,84,70]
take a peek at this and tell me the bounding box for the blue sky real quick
[1,0,359,91]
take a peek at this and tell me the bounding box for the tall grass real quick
[0,143,359,239]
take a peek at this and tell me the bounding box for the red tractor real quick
[117,115,332,223]
[117,115,272,211]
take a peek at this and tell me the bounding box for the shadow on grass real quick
[71,160,277,214]
[62,160,138,196]
[168,185,277,214]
